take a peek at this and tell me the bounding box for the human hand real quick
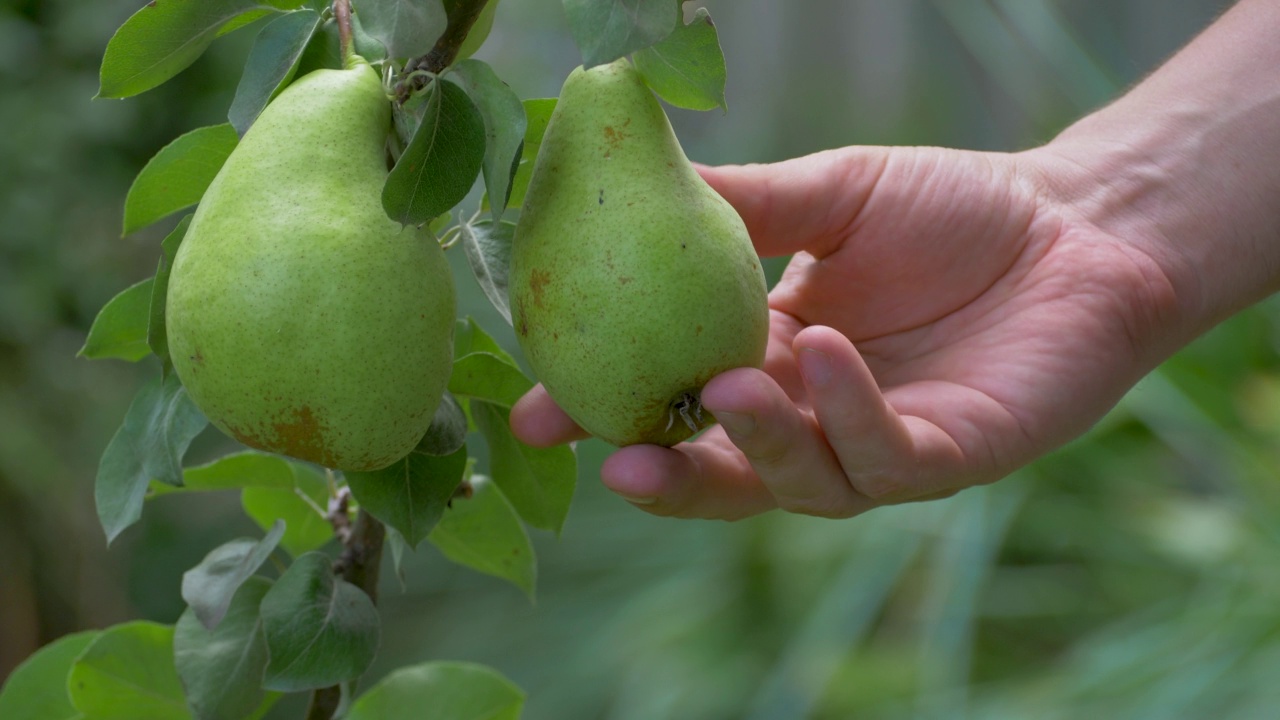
[511,145,1179,519]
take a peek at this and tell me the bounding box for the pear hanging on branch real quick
[166,55,456,471]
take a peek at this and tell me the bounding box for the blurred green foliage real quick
[7,0,1277,718]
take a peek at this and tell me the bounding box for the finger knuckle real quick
[777,493,854,518]
[741,435,791,466]
[848,470,910,502]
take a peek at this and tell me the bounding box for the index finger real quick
[694,146,889,258]
[509,383,589,447]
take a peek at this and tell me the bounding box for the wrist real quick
[1027,0,1280,346]
[1027,114,1212,344]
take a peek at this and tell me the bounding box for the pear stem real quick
[334,0,354,63]
[394,0,490,103]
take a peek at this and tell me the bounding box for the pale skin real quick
[510,0,1280,520]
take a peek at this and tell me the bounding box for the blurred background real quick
[6,0,1280,717]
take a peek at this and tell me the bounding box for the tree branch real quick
[305,501,386,719]
[394,0,491,103]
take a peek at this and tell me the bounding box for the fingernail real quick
[715,410,756,437]
[617,494,657,505]
[798,348,833,387]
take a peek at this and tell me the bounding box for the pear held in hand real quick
[166,56,455,471]
[510,58,769,447]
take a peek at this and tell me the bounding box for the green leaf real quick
[180,451,295,491]
[385,525,411,591]
[96,373,208,544]
[260,552,380,692]
[98,0,303,99]
[123,125,238,235]
[349,8,389,62]
[448,59,526,219]
[181,521,285,630]
[521,98,557,152]
[295,15,342,74]
[347,661,524,720]
[490,97,556,212]
[229,9,321,136]
[563,0,676,68]
[68,622,190,720]
[174,578,277,720]
[449,0,500,59]
[453,316,517,364]
[148,215,193,373]
[358,0,447,59]
[415,393,468,456]
[383,79,486,226]
[428,211,454,236]
[633,7,727,111]
[0,631,100,720]
[79,278,153,361]
[472,401,576,534]
[450,352,532,409]
[346,446,467,548]
[459,219,517,325]
[241,462,333,556]
[429,475,535,598]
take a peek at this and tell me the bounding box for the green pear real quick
[509,58,769,447]
[166,56,455,471]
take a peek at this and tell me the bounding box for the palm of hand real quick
[513,146,1176,520]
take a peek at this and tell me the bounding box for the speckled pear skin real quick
[166,57,455,471]
[509,59,768,447]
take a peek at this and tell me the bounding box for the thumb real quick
[694,146,891,258]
